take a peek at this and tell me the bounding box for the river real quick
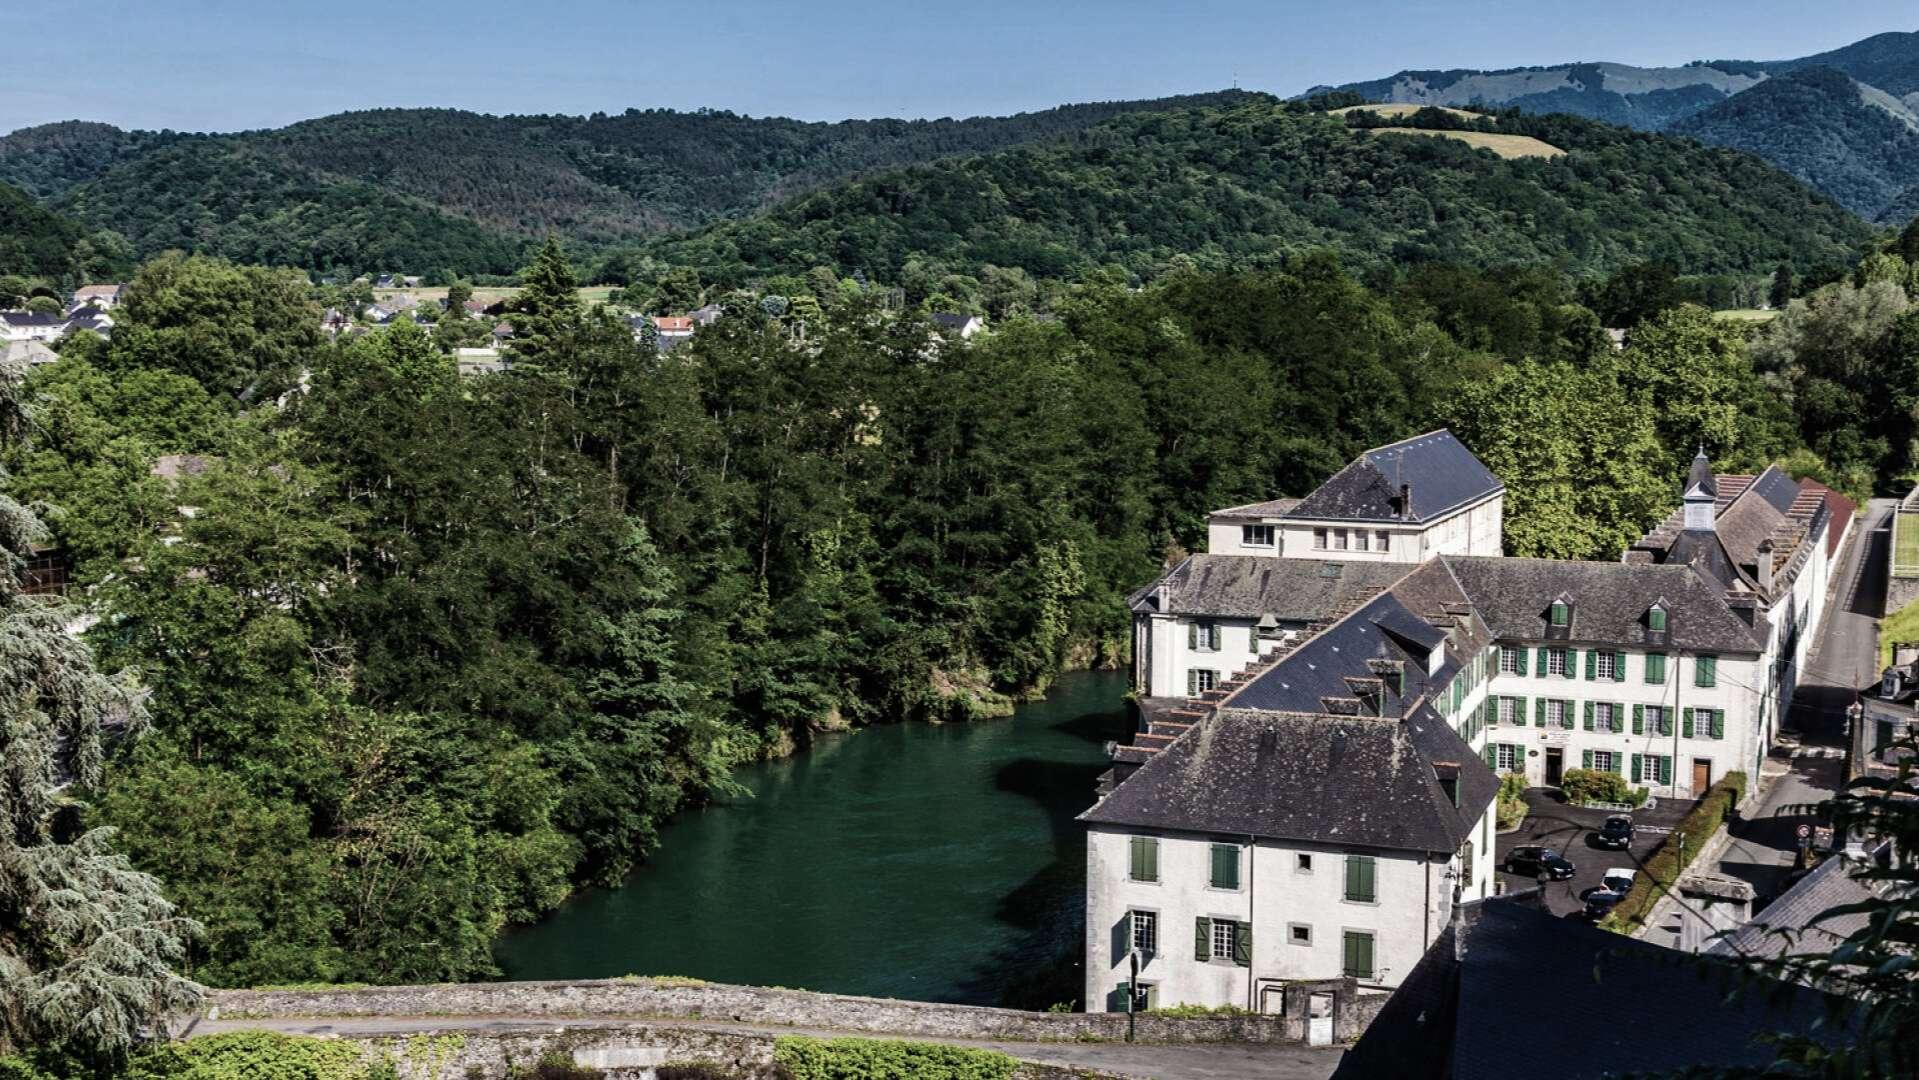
[494,670,1131,1007]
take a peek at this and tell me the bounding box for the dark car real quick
[1507,845,1576,880]
[1595,815,1634,850]
[1582,888,1627,919]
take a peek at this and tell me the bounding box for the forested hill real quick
[0,91,1261,274]
[0,179,86,279]
[639,101,1875,286]
[1669,66,1919,221]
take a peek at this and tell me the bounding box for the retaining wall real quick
[211,977,1298,1044]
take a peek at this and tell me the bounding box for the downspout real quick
[1673,651,1683,796]
[1246,833,1257,1012]
[1423,854,1432,957]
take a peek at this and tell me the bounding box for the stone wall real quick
[1888,510,1919,615]
[211,977,1297,1044]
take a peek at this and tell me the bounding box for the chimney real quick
[1756,538,1775,594]
[1726,593,1757,628]
[1398,482,1413,520]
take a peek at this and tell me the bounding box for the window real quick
[1550,601,1569,627]
[1355,530,1371,552]
[1313,528,1328,550]
[1289,923,1313,946]
[1636,754,1672,785]
[1594,702,1614,731]
[1209,843,1240,890]
[1332,529,1349,551]
[1112,981,1156,1012]
[1497,696,1519,725]
[1499,647,1519,675]
[1189,621,1221,653]
[1128,836,1160,883]
[1646,706,1671,736]
[1547,648,1569,677]
[1546,699,1568,728]
[1342,930,1376,980]
[1595,652,1616,680]
[1242,524,1275,548]
[1696,656,1718,688]
[1130,909,1158,956]
[1211,919,1238,961]
[1645,653,1667,684]
[1344,854,1377,902]
[1187,669,1218,695]
[1495,743,1522,771]
[1648,606,1667,632]
[1592,750,1617,775]
[1296,853,1313,873]
[1375,531,1391,552]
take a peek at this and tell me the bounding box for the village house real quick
[69,283,125,311]
[930,312,985,338]
[1,340,59,366]
[1088,433,1847,1012]
[0,311,77,343]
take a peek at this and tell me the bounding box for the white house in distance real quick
[1086,436,1850,1012]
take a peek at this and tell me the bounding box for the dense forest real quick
[6,222,1918,1029]
[637,100,1873,289]
[0,92,1258,275]
[1669,66,1919,221]
[0,180,89,280]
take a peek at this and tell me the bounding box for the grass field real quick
[372,285,620,306]
[1896,511,1919,575]
[1882,596,1919,668]
[1714,308,1781,323]
[1361,127,1565,160]
[1332,103,1485,121]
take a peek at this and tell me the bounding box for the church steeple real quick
[1683,447,1717,532]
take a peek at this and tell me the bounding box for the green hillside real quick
[0,92,1262,274]
[0,179,85,279]
[641,101,1876,286]
[1669,66,1919,220]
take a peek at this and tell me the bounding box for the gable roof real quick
[1208,497,1302,520]
[1439,555,1766,654]
[1337,898,1860,1080]
[1079,702,1496,853]
[1284,430,1502,524]
[1126,555,1412,620]
[1633,463,1830,600]
[930,312,981,330]
[1708,847,1890,964]
[0,311,72,328]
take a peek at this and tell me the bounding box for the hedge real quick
[1600,771,1748,933]
[772,1036,1018,1080]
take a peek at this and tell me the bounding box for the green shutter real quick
[1211,624,1222,650]
[1187,669,1198,696]
[1534,698,1546,727]
[1195,917,1211,960]
[1233,921,1252,966]
[1646,653,1666,684]
[1697,656,1717,688]
[1659,756,1673,784]
[1582,748,1594,770]
[1683,708,1695,738]
[1211,844,1239,889]
[1632,703,1644,734]
[1631,754,1643,783]
[1613,652,1627,682]
[1614,702,1626,733]
[1584,650,1597,680]
[1536,646,1548,674]
[1710,710,1725,739]
[1515,647,1528,676]
[1344,932,1375,979]
[1482,744,1496,767]
[1582,701,1594,731]
[1188,622,1198,649]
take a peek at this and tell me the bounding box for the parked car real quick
[1583,888,1628,919]
[1595,815,1635,850]
[1601,868,1636,895]
[1507,846,1576,880]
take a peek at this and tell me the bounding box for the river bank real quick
[494,670,1131,1008]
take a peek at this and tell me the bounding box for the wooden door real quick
[1692,758,1712,795]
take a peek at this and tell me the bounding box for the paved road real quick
[191,1014,1346,1080]
[1496,791,1687,918]
[1788,498,1891,746]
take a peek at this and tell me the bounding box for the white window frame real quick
[1191,669,1218,693]
[1592,750,1617,775]
[1313,528,1328,550]
[1647,705,1671,736]
[1241,524,1275,548]
[1131,909,1158,957]
[1495,743,1521,771]
[1547,649,1569,677]
[1332,529,1349,551]
[1355,530,1371,552]
[1546,700,1566,728]
[1497,697,1518,725]
[1595,652,1616,680]
[1499,647,1519,675]
[1375,531,1390,552]
[1211,919,1238,961]
[1595,702,1614,731]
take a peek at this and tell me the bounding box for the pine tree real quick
[1769,264,1795,310]
[0,357,201,1058]
[506,235,583,364]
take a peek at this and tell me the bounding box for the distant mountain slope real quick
[0,179,84,279]
[1767,30,1919,99]
[0,92,1263,273]
[1310,60,1766,130]
[1669,66,1919,219]
[644,102,1873,285]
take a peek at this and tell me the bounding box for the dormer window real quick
[1648,605,1667,632]
[1549,601,1569,628]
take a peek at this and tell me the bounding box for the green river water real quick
[494,670,1131,1006]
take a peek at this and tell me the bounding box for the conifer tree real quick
[0,357,201,1058]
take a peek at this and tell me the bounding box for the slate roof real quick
[1336,898,1860,1080]
[930,312,980,330]
[1208,497,1302,520]
[1633,463,1830,600]
[1686,448,1718,498]
[0,340,57,365]
[1439,555,1766,654]
[1708,847,1890,963]
[1285,430,1502,524]
[1125,555,1411,620]
[0,311,72,328]
[1079,703,1496,853]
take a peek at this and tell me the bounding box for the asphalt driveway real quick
[1496,790,1691,918]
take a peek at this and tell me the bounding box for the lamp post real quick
[1126,949,1139,1043]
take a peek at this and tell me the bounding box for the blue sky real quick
[3,1,1915,133]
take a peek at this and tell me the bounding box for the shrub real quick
[1495,772,1529,829]
[1601,771,1748,933]
[511,1055,604,1080]
[658,1065,770,1080]
[1144,1003,1249,1017]
[124,1032,378,1080]
[1560,768,1635,805]
[772,1036,1017,1080]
